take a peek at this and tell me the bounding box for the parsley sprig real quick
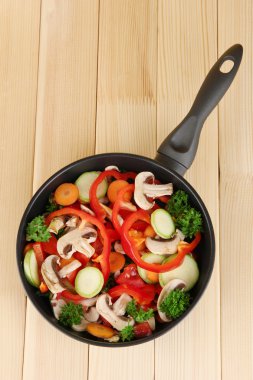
[159,289,190,319]
[126,300,154,323]
[166,190,203,238]
[26,215,51,242]
[120,325,134,342]
[59,302,84,327]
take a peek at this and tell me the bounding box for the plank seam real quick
[88,1,100,378]
[217,0,223,379]
[21,0,43,378]
[94,0,101,155]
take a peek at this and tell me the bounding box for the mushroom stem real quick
[143,183,173,197]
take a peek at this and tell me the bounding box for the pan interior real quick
[17,153,215,347]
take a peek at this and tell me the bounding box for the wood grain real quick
[22,1,99,379]
[88,1,157,379]
[0,1,41,379]
[155,1,220,380]
[218,1,253,379]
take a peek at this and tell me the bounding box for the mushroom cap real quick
[72,317,89,332]
[58,259,81,278]
[84,306,100,322]
[51,298,66,320]
[48,216,65,234]
[112,293,132,316]
[157,279,186,322]
[134,172,155,210]
[145,229,185,255]
[57,226,97,259]
[41,255,66,294]
[96,294,134,331]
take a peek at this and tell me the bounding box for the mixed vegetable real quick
[23,167,203,342]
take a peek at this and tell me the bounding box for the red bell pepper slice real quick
[89,170,123,220]
[108,283,155,305]
[89,170,137,220]
[41,234,58,255]
[45,208,111,284]
[131,220,149,232]
[121,210,201,273]
[72,252,89,267]
[115,264,146,288]
[33,243,45,282]
[112,184,135,233]
[106,228,120,242]
[134,322,152,338]
[33,243,44,268]
[61,290,85,301]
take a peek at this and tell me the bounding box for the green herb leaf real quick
[59,302,84,327]
[166,190,203,238]
[159,289,190,319]
[166,190,189,218]
[26,215,51,242]
[176,208,203,239]
[126,300,154,323]
[120,325,134,342]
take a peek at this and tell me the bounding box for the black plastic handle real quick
[156,44,243,175]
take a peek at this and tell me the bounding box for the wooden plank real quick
[0,1,41,380]
[88,1,157,379]
[155,1,220,380]
[218,1,253,379]
[22,1,99,379]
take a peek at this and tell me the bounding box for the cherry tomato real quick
[41,234,58,255]
[115,264,146,288]
[134,322,152,338]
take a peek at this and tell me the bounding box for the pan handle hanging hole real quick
[219,59,234,73]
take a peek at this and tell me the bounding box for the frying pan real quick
[17,44,243,347]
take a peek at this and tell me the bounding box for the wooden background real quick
[0,1,252,379]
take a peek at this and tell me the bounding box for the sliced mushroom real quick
[100,204,124,226]
[57,226,97,259]
[51,298,66,320]
[80,204,95,216]
[72,317,90,332]
[145,230,185,255]
[112,293,132,316]
[78,296,98,309]
[114,241,125,254]
[105,165,120,171]
[48,216,65,234]
[134,172,173,210]
[66,216,79,228]
[58,260,81,278]
[147,316,156,331]
[157,279,186,322]
[84,306,100,322]
[96,294,134,331]
[104,334,120,343]
[41,255,66,294]
[120,201,137,212]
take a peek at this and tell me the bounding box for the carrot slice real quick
[107,180,132,203]
[54,183,79,206]
[146,271,159,283]
[144,225,156,238]
[86,323,115,339]
[109,252,125,273]
[39,282,49,293]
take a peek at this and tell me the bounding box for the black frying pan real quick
[17,44,243,347]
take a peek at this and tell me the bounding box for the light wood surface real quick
[0,1,252,380]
